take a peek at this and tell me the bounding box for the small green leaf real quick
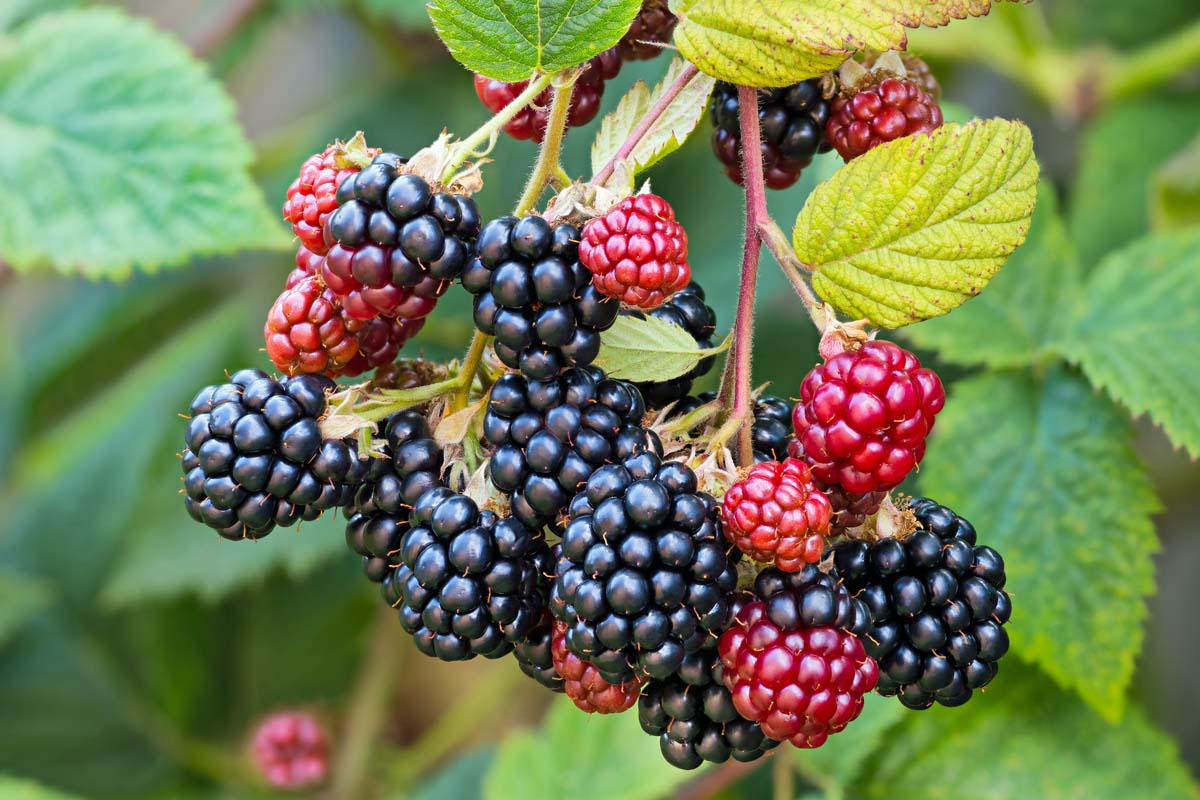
[0,569,49,649]
[851,666,1199,800]
[903,183,1080,368]
[484,696,701,800]
[1151,133,1200,230]
[670,0,1018,86]
[1056,228,1200,459]
[594,314,728,382]
[0,8,287,278]
[408,747,496,800]
[0,775,86,799]
[795,119,1039,329]
[919,368,1159,720]
[0,0,78,31]
[427,0,641,82]
[591,57,716,186]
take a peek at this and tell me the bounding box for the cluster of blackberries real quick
[182,370,363,539]
[464,216,619,380]
[625,283,718,409]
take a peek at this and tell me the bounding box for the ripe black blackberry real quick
[551,452,738,683]
[462,215,619,380]
[711,80,831,190]
[670,392,793,463]
[513,611,564,691]
[182,369,366,540]
[616,0,677,61]
[344,409,444,584]
[483,366,662,532]
[832,497,1013,709]
[324,151,482,320]
[625,282,718,410]
[382,487,553,661]
[639,638,779,770]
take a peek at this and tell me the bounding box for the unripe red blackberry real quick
[287,245,323,289]
[552,620,642,713]
[616,0,677,61]
[826,77,943,162]
[250,711,329,790]
[264,276,360,377]
[283,137,380,255]
[339,315,425,378]
[473,49,622,143]
[792,340,945,494]
[832,497,1012,710]
[721,458,833,572]
[718,567,875,748]
[711,80,831,190]
[579,193,691,310]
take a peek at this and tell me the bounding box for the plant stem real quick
[192,0,262,57]
[442,73,557,183]
[514,81,576,215]
[452,330,490,411]
[773,753,795,800]
[331,607,405,800]
[1102,18,1200,102]
[719,85,768,466]
[592,62,701,187]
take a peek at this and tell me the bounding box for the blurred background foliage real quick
[0,1,1198,798]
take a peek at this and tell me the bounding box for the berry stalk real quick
[450,329,490,412]
[514,80,576,214]
[441,72,557,183]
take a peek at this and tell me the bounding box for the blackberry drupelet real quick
[482,367,661,532]
[182,370,365,540]
[626,282,717,410]
[826,77,943,162]
[711,80,832,190]
[639,636,779,770]
[832,497,1012,710]
[552,619,643,713]
[513,612,564,691]
[463,216,619,380]
[551,452,738,683]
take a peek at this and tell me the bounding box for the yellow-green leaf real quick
[1151,132,1200,230]
[795,119,1038,329]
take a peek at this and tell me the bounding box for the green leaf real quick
[483,696,700,800]
[427,0,641,82]
[594,314,729,382]
[408,747,496,800]
[670,0,1017,86]
[0,775,86,799]
[1056,228,1200,459]
[903,183,1080,368]
[918,368,1159,720]
[795,119,1039,329]
[850,666,1199,800]
[1151,133,1200,230]
[1069,98,1200,269]
[590,57,716,187]
[0,0,77,31]
[0,8,287,278]
[0,569,49,649]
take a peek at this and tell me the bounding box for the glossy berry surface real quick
[465,217,620,380]
[711,80,831,190]
[182,370,365,540]
[751,395,793,462]
[250,711,329,790]
[513,612,565,691]
[283,141,379,255]
[718,567,875,748]
[721,458,832,572]
[340,315,424,378]
[482,367,660,531]
[473,49,622,143]
[792,340,945,494]
[826,77,943,162]
[616,0,677,61]
[627,282,717,409]
[553,620,642,713]
[832,497,1012,710]
[387,487,552,661]
[579,193,690,309]
[552,452,738,683]
[639,637,778,770]
[264,276,359,377]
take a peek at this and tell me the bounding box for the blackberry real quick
[513,611,564,691]
[826,77,942,162]
[463,216,619,380]
[639,637,779,770]
[323,151,481,321]
[251,711,329,790]
[832,497,1012,710]
[711,80,831,190]
[625,282,717,410]
[181,370,366,540]
[552,619,643,713]
[384,487,553,661]
[482,367,661,532]
[551,452,738,683]
[616,0,677,61]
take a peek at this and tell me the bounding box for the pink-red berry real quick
[340,315,425,377]
[792,340,945,494]
[617,0,677,61]
[283,141,378,255]
[826,77,943,162]
[551,621,642,714]
[720,457,833,572]
[265,276,360,377]
[250,711,329,790]
[579,194,690,309]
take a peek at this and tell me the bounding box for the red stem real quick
[592,63,701,186]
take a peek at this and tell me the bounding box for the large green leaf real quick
[903,184,1080,368]
[0,775,86,799]
[1151,133,1200,230]
[427,0,641,82]
[408,747,496,800]
[795,119,1039,328]
[919,368,1159,720]
[0,569,49,650]
[483,696,699,800]
[1056,228,1200,459]
[0,8,286,278]
[0,0,77,31]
